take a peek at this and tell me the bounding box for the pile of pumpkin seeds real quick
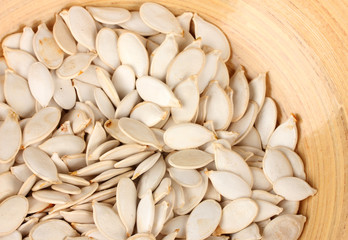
[0,2,317,240]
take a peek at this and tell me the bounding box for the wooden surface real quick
[0,0,348,239]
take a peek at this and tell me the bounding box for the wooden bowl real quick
[1,0,347,239]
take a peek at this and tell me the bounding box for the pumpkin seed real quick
[161,215,188,238]
[112,65,136,100]
[57,53,97,79]
[32,190,71,204]
[96,28,120,70]
[262,214,306,240]
[33,23,64,69]
[116,178,137,237]
[3,47,36,79]
[39,135,86,156]
[119,11,159,36]
[263,148,293,184]
[60,210,94,224]
[4,70,35,118]
[136,189,155,233]
[166,47,205,89]
[132,152,161,180]
[206,170,251,200]
[29,219,78,240]
[150,33,178,81]
[278,200,300,215]
[68,6,97,50]
[130,102,168,127]
[273,177,317,201]
[2,32,21,49]
[171,75,199,123]
[186,200,222,240]
[140,3,183,36]
[167,149,213,170]
[231,223,261,240]
[118,32,149,78]
[0,195,28,236]
[0,111,21,163]
[217,198,258,234]
[164,123,215,150]
[53,14,77,55]
[86,6,129,25]
[268,114,298,150]
[153,177,171,203]
[168,168,202,188]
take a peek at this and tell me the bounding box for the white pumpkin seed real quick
[94,88,115,120]
[60,210,94,224]
[104,119,135,144]
[171,75,199,123]
[193,13,230,61]
[166,47,205,89]
[250,167,272,191]
[115,90,141,119]
[23,147,60,183]
[113,151,154,169]
[186,200,222,240]
[228,101,259,144]
[140,2,182,36]
[18,174,37,196]
[164,123,215,150]
[0,111,21,163]
[18,217,38,237]
[153,177,171,203]
[274,146,306,180]
[88,140,120,162]
[29,219,78,240]
[206,170,251,200]
[263,148,293,183]
[0,195,28,237]
[214,59,229,89]
[167,149,213,170]
[231,223,261,240]
[96,28,120,69]
[171,181,185,210]
[112,65,136,100]
[96,67,121,107]
[118,32,149,78]
[132,152,161,180]
[118,117,162,149]
[268,114,298,150]
[39,135,86,156]
[253,199,283,222]
[278,200,300,215]
[136,76,180,108]
[273,177,317,201]
[10,164,32,182]
[150,33,178,81]
[57,52,97,79]
[197,50,221,93]
[137,157,166,198]
[32,190,71,204]
[130,102,168,127]
[203,180,221,202]
[168,168,202,188]
[117,178,137,236]
[127,233,156,240]
[3,47,36,79]
[174,171,208,215]
[229,67,249,122]
[252,190,284,205]
[237,127,262,149]
[137,189,155,233]
[203,80,232,130]
[262,214,306,240]
[217,198,258,234]
[98,171,134,191]
[74,65,103,87]
[152,201,169,237]
[2,32,21,49]
[61,153,87,172]
[72,160,115,177]
[53,14,77,55]
[86,6,130,24]
[119,11,159,36]
[161,215,188,238]
[195,95,209,125]
[52,71,76,110]
[31,180,52,192]
[33,23,64,69]
[68,6,97,50]
[214,144,253,186]
[249,73,266,110]
[27,62,55,107]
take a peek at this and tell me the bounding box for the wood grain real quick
[0,0,347,239]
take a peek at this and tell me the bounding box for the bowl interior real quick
[1,0,348,239]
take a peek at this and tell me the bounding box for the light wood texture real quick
[0,0,347,239]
